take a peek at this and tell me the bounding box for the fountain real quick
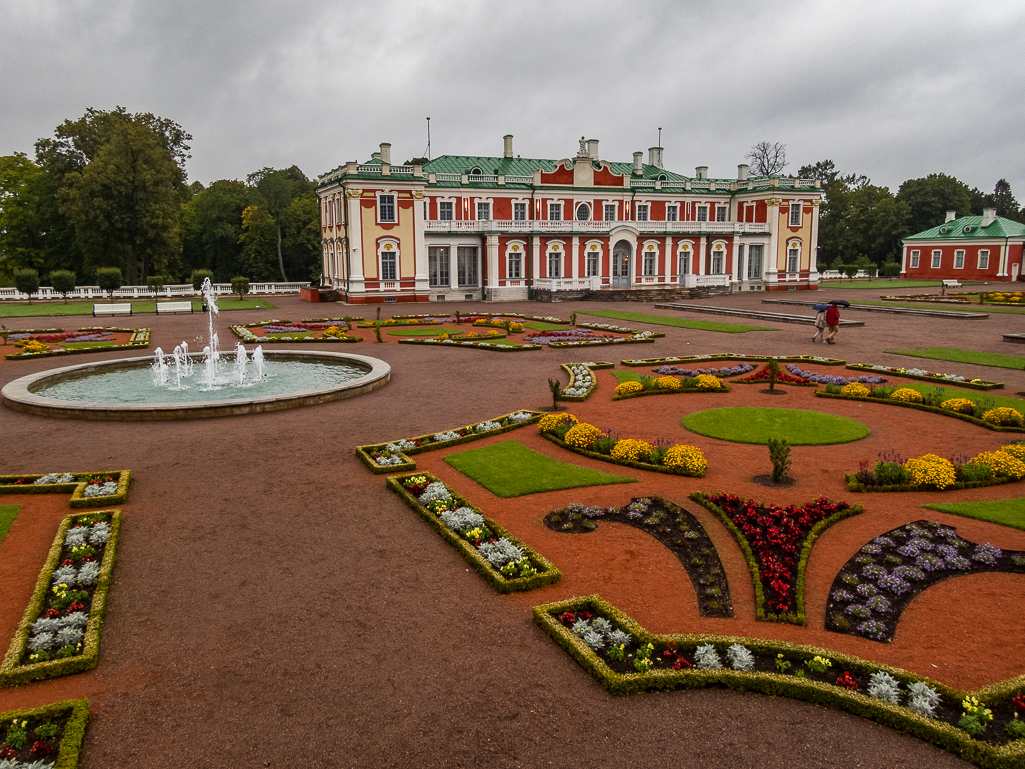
[2,279,390,420]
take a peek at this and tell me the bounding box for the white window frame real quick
[786,241,800,273]
[438,200,454,221]
[909,250,920,269]
[715,205,728,222]
[635,203,649,222]
[642,245,657,276]
[953,249,965,269]
[457,246,479,286]
[666,204,678,222]
[931,250,942,269]
[548,202,563,221]
[377,192,397,224]
[575,202,591,221]
[475,201,491,221]
[711,242,727,274]
[505,242,524,279]
[678,244,692,275]
[428,246,449,287]
[547,243,564,278]
[603,203,617,222]
[746,244,763,279]
[789,202,802,227]
[513,201,527,221]
[585,244,601,277]
[978,249,990,270]
[378,240,399,281]
[696,204,709,222]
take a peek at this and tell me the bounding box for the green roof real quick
[424,154,694,182]
[904,214,1025,241]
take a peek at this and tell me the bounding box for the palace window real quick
[696,205,709,222]
[457,246,479,286]
[586,248,600,276]
[786,243,800,273]
[978,250,990,270]
[711,246,725,274]
[604,203,617,222]
[379,194,396,223]
[666,205,678,222]
[716,206,728,222]
[747,245,763,279]
[513,202,527,221]
[909,250,920,268]
[789,202,802,227]
[548,202,562,221]
[438,201,453,221]
[635,204,649,222]
[548,250,562,278]
[576,203,590,221]
[380,247,397,281]
[931,250,942,268]
[476,202,490,221]
[953,249,965,269]
[428,247,449,287]
[643,248,656,276]
[507,250,521,279]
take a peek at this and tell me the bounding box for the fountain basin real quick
[2,350,390,420]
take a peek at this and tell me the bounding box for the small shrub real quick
[96,266,123,300]
[538,413,577,433]
[983,407,1024,427]
[726,643,755,672]
[904,454,957,490]
[941,398,977,415]
[610,439,653,462]
[767,436,791,482]
[693,643,722,670]
[190,269,214,292]
[889,387,923,404]
[663,444,707,476]
[14,268,40,303]
[231,276,250,300]
[50,269,77,303]
[614,381,644,397]
[972,450,1025,479]
[907,682,942,719]
[873,460,911,486]
[693,374,724,390]
[652,375,682,391]
[841,382,871,397]
[867,671,902,704]
[564,423,604,449]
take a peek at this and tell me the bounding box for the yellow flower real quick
[611,439,653,462]
[663,444,706,476]
[905,453,956,489]
[564,423,605,449]
[614,381,644,397]
[694,374,723,390]
[971,450,1025,479]
[538,413,577,433]
[841,382,871,397]
[889,387,923,403]
[653,375,682,390]
[982,407,1024,427]
[940,397,976,415]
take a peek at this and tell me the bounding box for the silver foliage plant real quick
[726,643,755,672]
[694,644,722,670]
[868,671,902,704]
[34,472,75,485]
[571,615,631,652]
[906,681,941,718]
[82,480,118,497]
[476,537,523,567]
[439,507,484,532]
[417,482,450,505]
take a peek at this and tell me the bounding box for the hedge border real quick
[0,698,90,769]
[844,473,1014,494]
[531,594,1025,768]
[814,391,1025,433]
[385,472,561,593]
[559,362,614,403]
[545,332,663,349]
[612,383,730,401]
[621,354,846,367]
[5,327,151,360]
[539,432,704,477]
[397,337,541,351]
[229,323,361,343]
[355,411,544,474]
[846,363,1004,390]
[689,492,863,625]
[0,470,131,508]
[0,509,122,687]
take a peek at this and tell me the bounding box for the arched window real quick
[469,167,483,176]
[710,241,727,274]
[378,240,399,281]
[786,240,801,273]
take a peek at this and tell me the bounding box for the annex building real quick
[316,136,824,304]
[901,209,1025,283]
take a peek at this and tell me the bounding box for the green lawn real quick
[62,341,119,349]
[881,382,1025,411]
[822,279,984,290]
[579,309,774,334]
[682,407,869,445]
[923,498,1025,532]
[886,347,1024,370]
[0,505,19,546]
[523,321,566,331]
[0,298,275,318]
[856,300,1025,315]
[444,440,636,497]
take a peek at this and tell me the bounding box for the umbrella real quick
[812,303,832,311]
[829,299,851,307]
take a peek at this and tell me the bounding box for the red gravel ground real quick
[1,287,1024,768]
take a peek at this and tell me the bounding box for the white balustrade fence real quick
[0,282,310,301]
[424,220,768,235]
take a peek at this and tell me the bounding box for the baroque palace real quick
[316,136,824,304]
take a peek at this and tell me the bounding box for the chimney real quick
[371,152,381,161]
[632,151,643,175]
[944,210,956,223]
[982,207,997,226]
[587,138,599,160]
[738,164,749,181]
[503,134,513,159]
[648,146,664,169]
[695,166,708,180]
[379,143,391,164]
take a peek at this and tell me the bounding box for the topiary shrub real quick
[982,407,1024,427]
[14,268,40,304]
[614,381,644,397]
[841,382,871,397]
[49,270,76,304]
[940,398,977,415]
[564,423,604,449]
[95,267,123,301]
[889,387,923,403]
[230,276,250,301]
[190,269,214,292]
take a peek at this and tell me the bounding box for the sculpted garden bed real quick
[0,699,90,768]
[0,471,130,509]
[3,327,150,360]
[846,363,1003,390]
[230,317,362,343]
[846,444,1025,493]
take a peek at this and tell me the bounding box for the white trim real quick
[584,239,603,277]
[978,249,990,270]
[788,201,802,227]
[953,249,965,270]
[474,197,494,221]
[909,249,920,269]
[376,190,398,224]
[574,201,592,221]
[504,239,526,279]
[377,238,400,281]
[931,249,942,269]
[435,195,456,221]
[548,201,563,221]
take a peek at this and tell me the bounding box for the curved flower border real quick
[622,354,846,367]
[814,391,1025,433]
[4,327,150,360]
[0,699,90,768]
[846,363,1003,391]
[0,470,131,509]
[559,362,614,402]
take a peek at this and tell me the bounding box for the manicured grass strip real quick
[579,309,774,334]
[822,279,983,290]
[387,327,464,337]
[0,298,274,318]
[887,347,1025,370]
[0,505,19,546]
[856,299,1025,315]
[923,498,1025,532]
[523,321,567,331]
[444,440,636,498]
[876,382,1025,411]
[682,407,869,445]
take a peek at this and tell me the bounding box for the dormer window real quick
[469,167,483,176]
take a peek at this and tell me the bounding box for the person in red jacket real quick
[825,303,840,344]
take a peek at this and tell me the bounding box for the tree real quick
[987,179,1025,224]
[896,174,984,234]
[190,269,214,291]
[181,180,255,281]
[746,141,787,176]
[35,107,192,286]
[246,166,313,282]
[50,269,76,303]
[14,268,39,303]
[96,266,122,301]
[230,276,250,300]
[0,153,44,279]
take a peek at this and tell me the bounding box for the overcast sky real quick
[3,0,1023,201]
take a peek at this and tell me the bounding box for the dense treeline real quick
[0,107,322,288]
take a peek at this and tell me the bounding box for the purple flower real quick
[858,620,888,641]
[971,543,1002,566]
[944,554,972,571]
[878,574,911,595]
[867,595,892,614]
[915,553,944,572]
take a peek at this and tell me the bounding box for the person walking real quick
[812,309,827,342]
[825,303,841,344]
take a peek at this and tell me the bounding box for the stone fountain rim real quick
[1,349,391,421]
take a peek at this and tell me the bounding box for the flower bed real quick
[846,444,1025,492]
[880,294,972,304]
[539,413,706,477]
[845,364,1002,390]
[612,373,729,400]
[0,471,131,508]
[230,318,361,343]
[827,520,1025,644]
[559,362,613,402]
[0,699,90,767]
[356,411,542,473]
[785,364,886,386]
[544,497,732,617]
[981,292,1025,305]
[533,595,1025,764]
[4,327,150,360]
[690,492,861,625]
[0,510,121,687]
[523,328,663,347]
[622,354,846,367]
[731,365,818,386]
[386,472,560,593]
[651,362,755,378]
[815,388,1025,432]
[396,337,541,351]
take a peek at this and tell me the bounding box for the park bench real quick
[941,279,962,289]
[155,301,194,314]
[93,303,132,317]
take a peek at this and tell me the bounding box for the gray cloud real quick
[2,0,1022,201]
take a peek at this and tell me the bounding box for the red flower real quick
[836,671,858,690]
